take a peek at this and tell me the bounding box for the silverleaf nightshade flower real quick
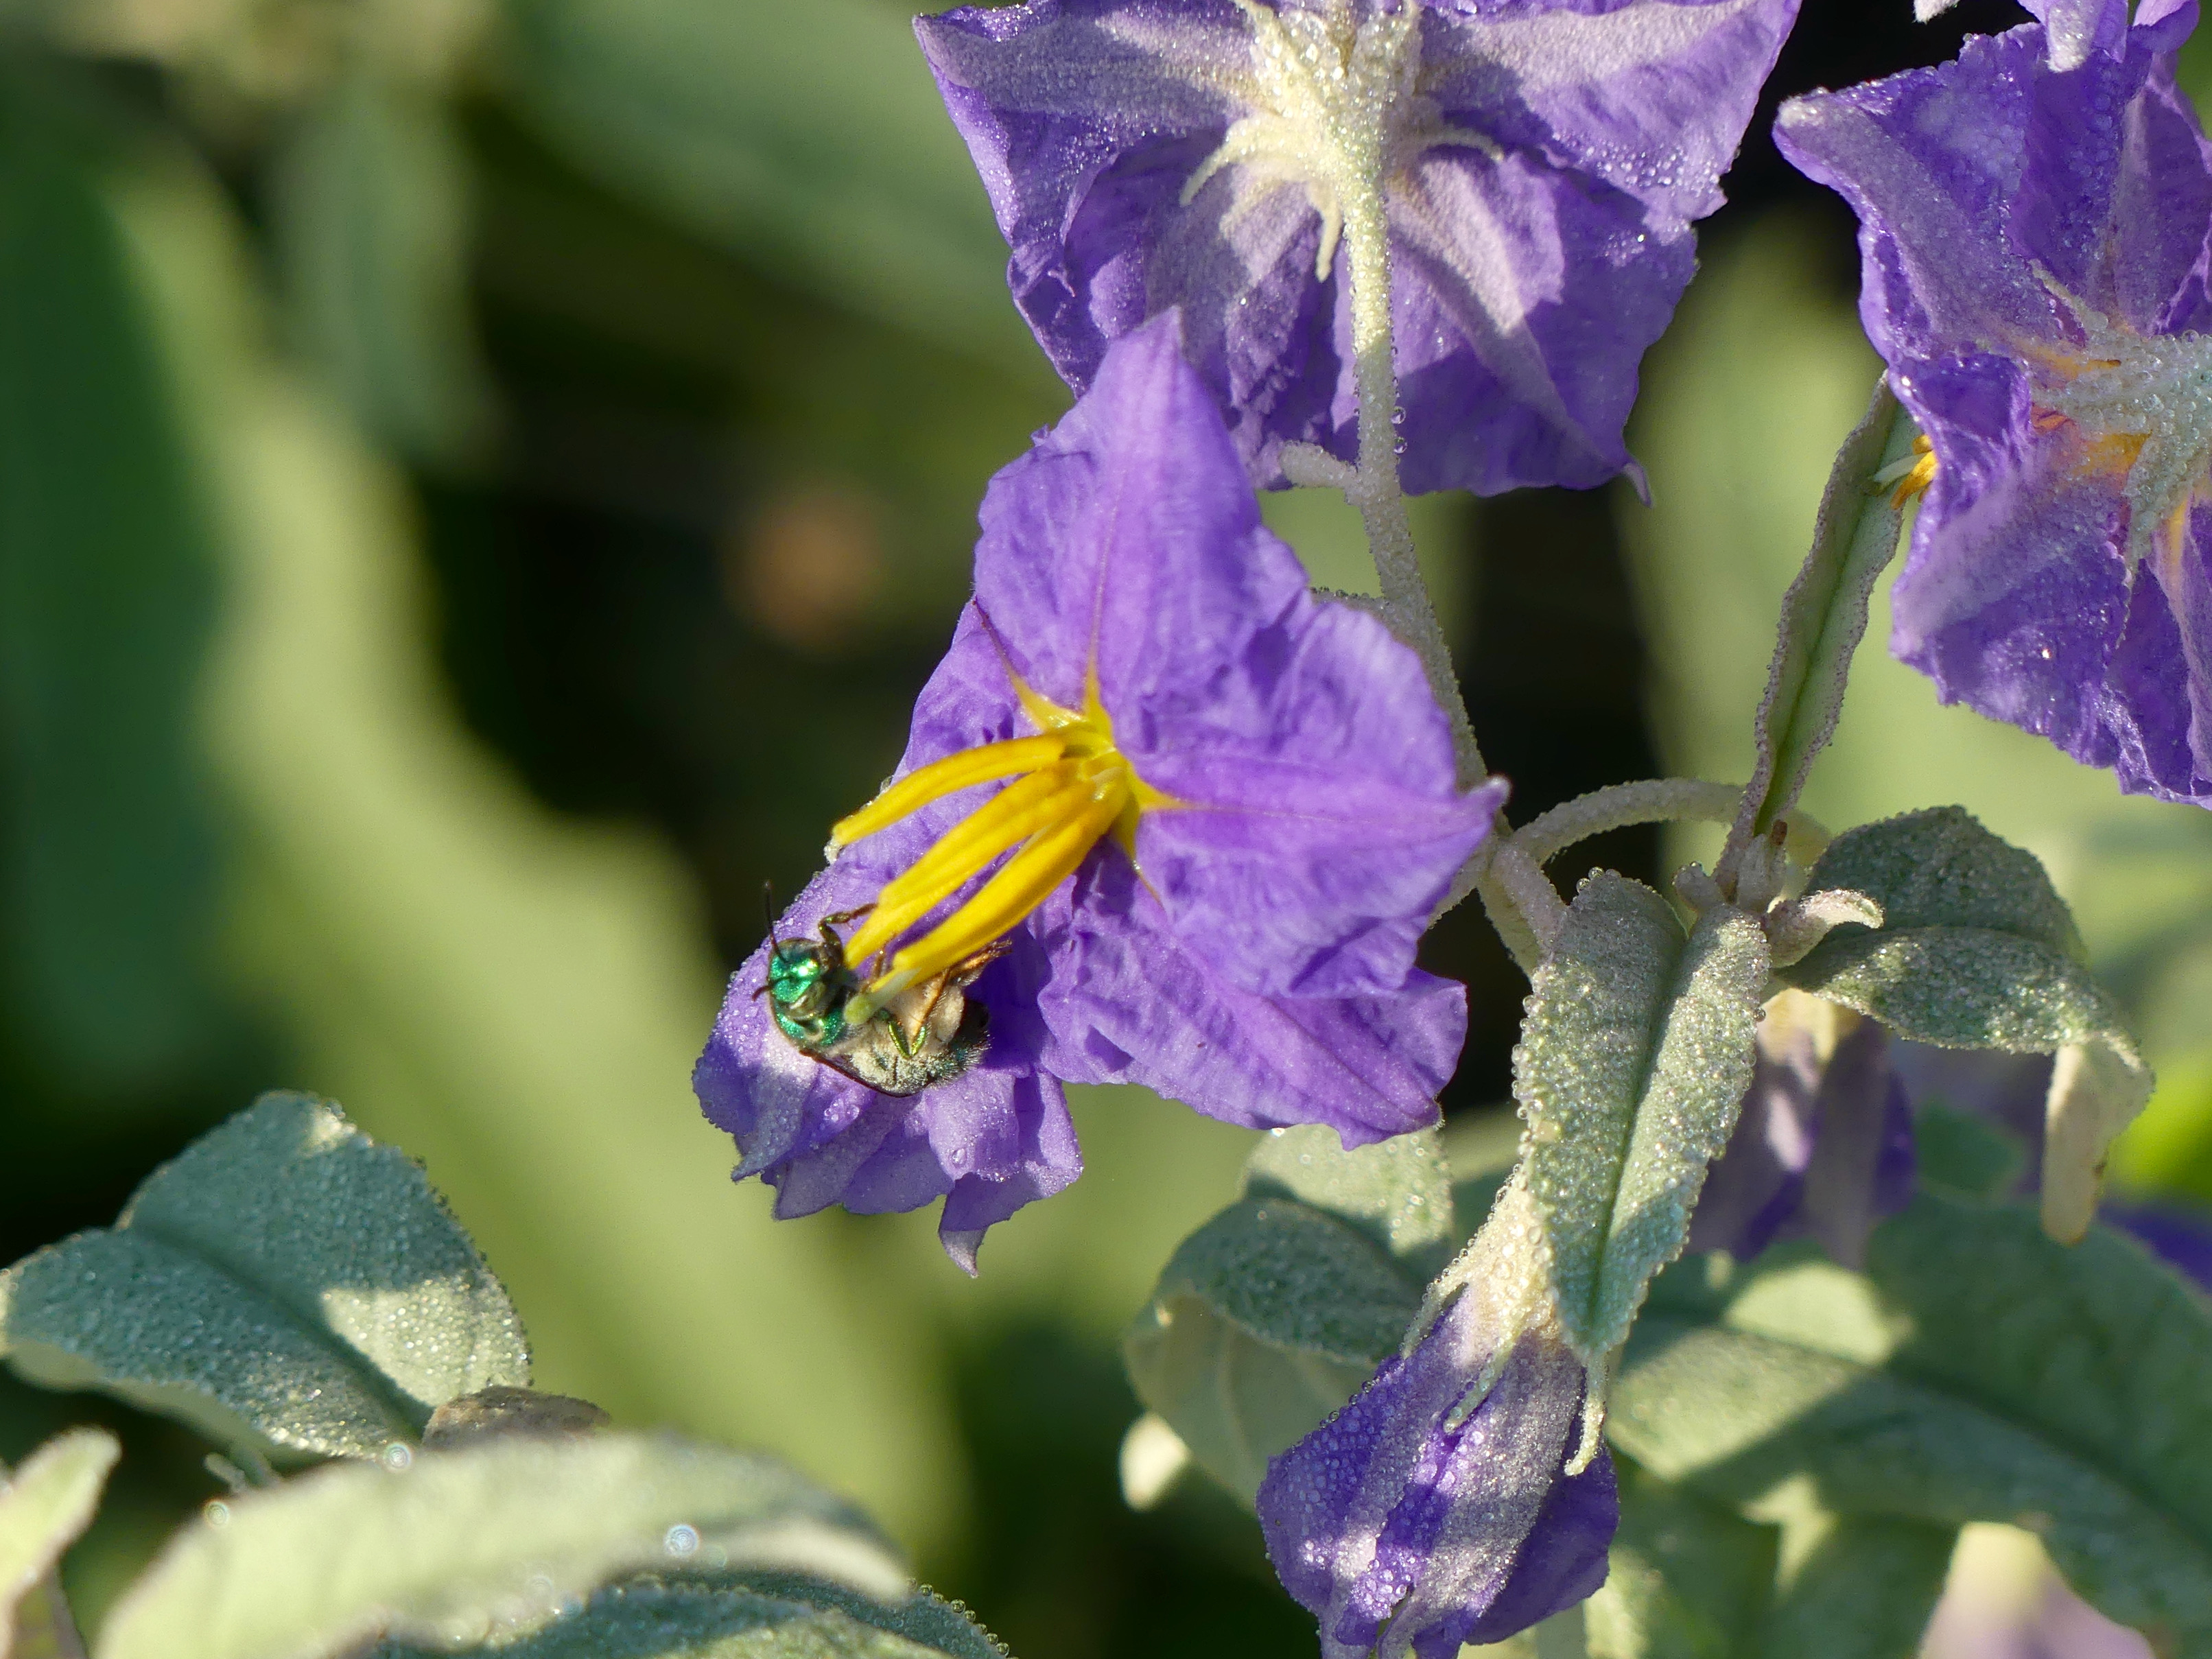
[916,0,1801,497]
[1258,1177,1615,1657]
[1778,0,2212,806]
[694,316,1503,1269]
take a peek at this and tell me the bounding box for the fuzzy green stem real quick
[1340,191,1487,789]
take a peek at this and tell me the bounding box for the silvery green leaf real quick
[97,1432,909,1659]
[373,1571,1009,1659]
[1122,1197,1417,1503]
[0,1092,528,1461]
[1723,382,1918,866]
[1243,1123,1456,1281]
[1,1428,117,1649]
[1610,1192,2212,1649]
[272,69,498,471]
[1780,808,2152,1239]
[1518,875,1769,1369]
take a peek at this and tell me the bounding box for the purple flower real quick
[1777,0,2212,806]
[1688,991,1916,1269]
[917,0,1800,497]
[1258,1181,1616,1656]
[695,315,1499,1268]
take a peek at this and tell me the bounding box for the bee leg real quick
[947,938,1011,989]
[813,904,878,956]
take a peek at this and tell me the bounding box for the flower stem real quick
[1339,190,1487,789]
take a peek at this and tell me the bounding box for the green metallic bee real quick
[760,906,1000,1095]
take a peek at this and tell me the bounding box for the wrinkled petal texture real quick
[1689,998,1915,1269]
[968,314,1499,998]
[703,318,1475,1213]
[692,830,1079,1273]
[1776,1,2212,805]
[918,0,1797,496]
[1258,1295,1614,1659]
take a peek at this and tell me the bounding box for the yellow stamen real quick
[841,763,1090,964]
[1872,432,1938,508]
[873,786,1127,994]
[830,734,1069,847]
[828,669,1181,988]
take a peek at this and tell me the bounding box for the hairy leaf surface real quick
[1518,875,1769,1367]
[0,1092,528,1461]
[99,1434,908,1659]
[1611,1194,2212,1651]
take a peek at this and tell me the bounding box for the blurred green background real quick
[3,0,2212,1651]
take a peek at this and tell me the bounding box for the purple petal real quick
[1422,0,1800,226]
[1031,854,1460,1146]
[691,838,1075,1271]
[1258,1291,1613,1659]
[1779,3,2212,808]
[921,0,1795,497]
[967,315,1498,996]
[1775,34,2060,366]
[1385,147,1664,496]
[1689,996,1915,1269]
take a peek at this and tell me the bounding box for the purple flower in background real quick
[1778,0,2212,806]
[1689,991,1916,1269]
[1258,1181,1615,1656]
[917,0,1800,497]
[696,316,1498,1268]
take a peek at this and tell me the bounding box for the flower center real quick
[1183,0,1494,280]
[827,673,1178,1010]
[2032,289,2212,572]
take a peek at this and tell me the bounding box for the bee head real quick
[766,937,836,1021]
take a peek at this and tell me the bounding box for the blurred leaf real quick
[1243,1124,1456,1282]
[1594,1461,1954,1659]
[497,0,1035,371]
[1610,1192,2212,1651]
[70,104,974,1544]
[1728,382,1916,852]
[0,61,225,1093]
[375,1570,1008,1659]
[1121,1197,1414,1504]
[1518,875,1768,1369]
[1783,808,2150,1238]
[1752,1505,1953,1659]
[1589,1462,1776,1659]
[0,1092,528,1462]
[272,68,497,470]
[1,1428,117,1651]
[97,1432,908,1659]
[1913,1103,2025,1202]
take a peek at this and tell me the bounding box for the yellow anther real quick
[873,786,1126,996]
[840,763,1090,965]
[1874,432,1938,508]
[830,734,1069,848]
[829,670,1181,989]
